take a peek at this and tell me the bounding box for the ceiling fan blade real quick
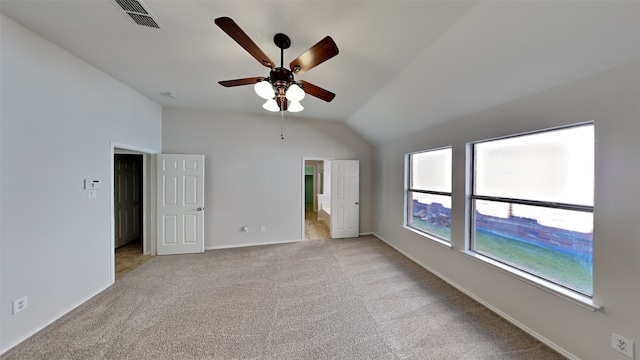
[218,77,264,87]
[214,17,275,69]
[289,36,339,75]
[298,80,336,102]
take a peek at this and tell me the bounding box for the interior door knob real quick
[355,202,359,205]
[197,207,203,211]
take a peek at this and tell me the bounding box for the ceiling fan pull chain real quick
[280,99,285,140]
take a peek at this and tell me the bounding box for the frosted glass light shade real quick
[285,84,305,102]
[288,101,304,113]
[262,98,280,112]
[254,81,274,100]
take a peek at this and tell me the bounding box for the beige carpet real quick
[2,236,566,360]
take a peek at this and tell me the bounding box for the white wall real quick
[0,15,162,352]
[162,108,372,249]
[372,61,640,360]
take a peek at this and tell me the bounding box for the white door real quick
[331,160,359,238]
[157,154,205,255]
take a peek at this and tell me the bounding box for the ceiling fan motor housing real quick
[270,67,295,90]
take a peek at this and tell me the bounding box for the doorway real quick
[305,167,314,212]
[302,158,331,240]
[110,143,157,283]
[114,153,152,279]
[114,154,142,249]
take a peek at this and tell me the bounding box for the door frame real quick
[301,157,331,240]
[110,142,159,284]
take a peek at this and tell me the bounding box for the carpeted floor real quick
[1,236,566,359]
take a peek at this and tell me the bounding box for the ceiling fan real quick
[214,17,339,113]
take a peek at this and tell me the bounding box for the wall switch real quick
[242,226,249,233]
[12,296,28,314]
[612,333,635,358]
[261,226,266,233]
[84,179,101,190]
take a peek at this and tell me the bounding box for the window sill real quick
[461,250,600,311]
[402,225,452,248]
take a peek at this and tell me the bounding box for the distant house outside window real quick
[470,123,594,296]
[406,147,452,243]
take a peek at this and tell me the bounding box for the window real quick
[406,147,452,242]
[470,123,594,296]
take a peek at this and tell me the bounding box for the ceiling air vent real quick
[111,0,161,29]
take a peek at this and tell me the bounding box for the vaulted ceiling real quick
[2,1,639,145]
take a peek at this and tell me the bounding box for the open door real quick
[157,154,205,255]
[331,160,359,238]
[114,154,142,248]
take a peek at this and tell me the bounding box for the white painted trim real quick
[109,142,159,283]
[401,225,452,248]
[301,158,306,241]
[206,238,302,250]
[111,142,159,155]
[0,283,112,355]
[372,232,581,360]
[461,249,600,311]
[147,155,157,255]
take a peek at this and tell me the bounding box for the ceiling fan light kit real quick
[287,100,304,113]
[262,98,280,112]
[215,17,338,113]
[285,84,305,102]
[254,81,274,100]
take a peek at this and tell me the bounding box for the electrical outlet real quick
[12,296,28,314]
[612,333,635,358]
[260,226,266,233]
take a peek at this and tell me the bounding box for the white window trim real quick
[404,146,453,244]
[461,250,600,311]
[402,225,452,248]
[465,122,597,310]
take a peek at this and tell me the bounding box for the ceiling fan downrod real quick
[269,33,296,95]
[273,33,291,67]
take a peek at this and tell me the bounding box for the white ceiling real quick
[2,1,639,145]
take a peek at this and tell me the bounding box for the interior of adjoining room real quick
[303,159,331,240]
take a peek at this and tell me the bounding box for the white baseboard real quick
[206,238,302,250]
[205,234,376,251]
[1,282,113,355]
[371,232,579,360]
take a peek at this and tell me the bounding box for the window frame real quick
[404,146,453,245]
[467,122,596,305]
